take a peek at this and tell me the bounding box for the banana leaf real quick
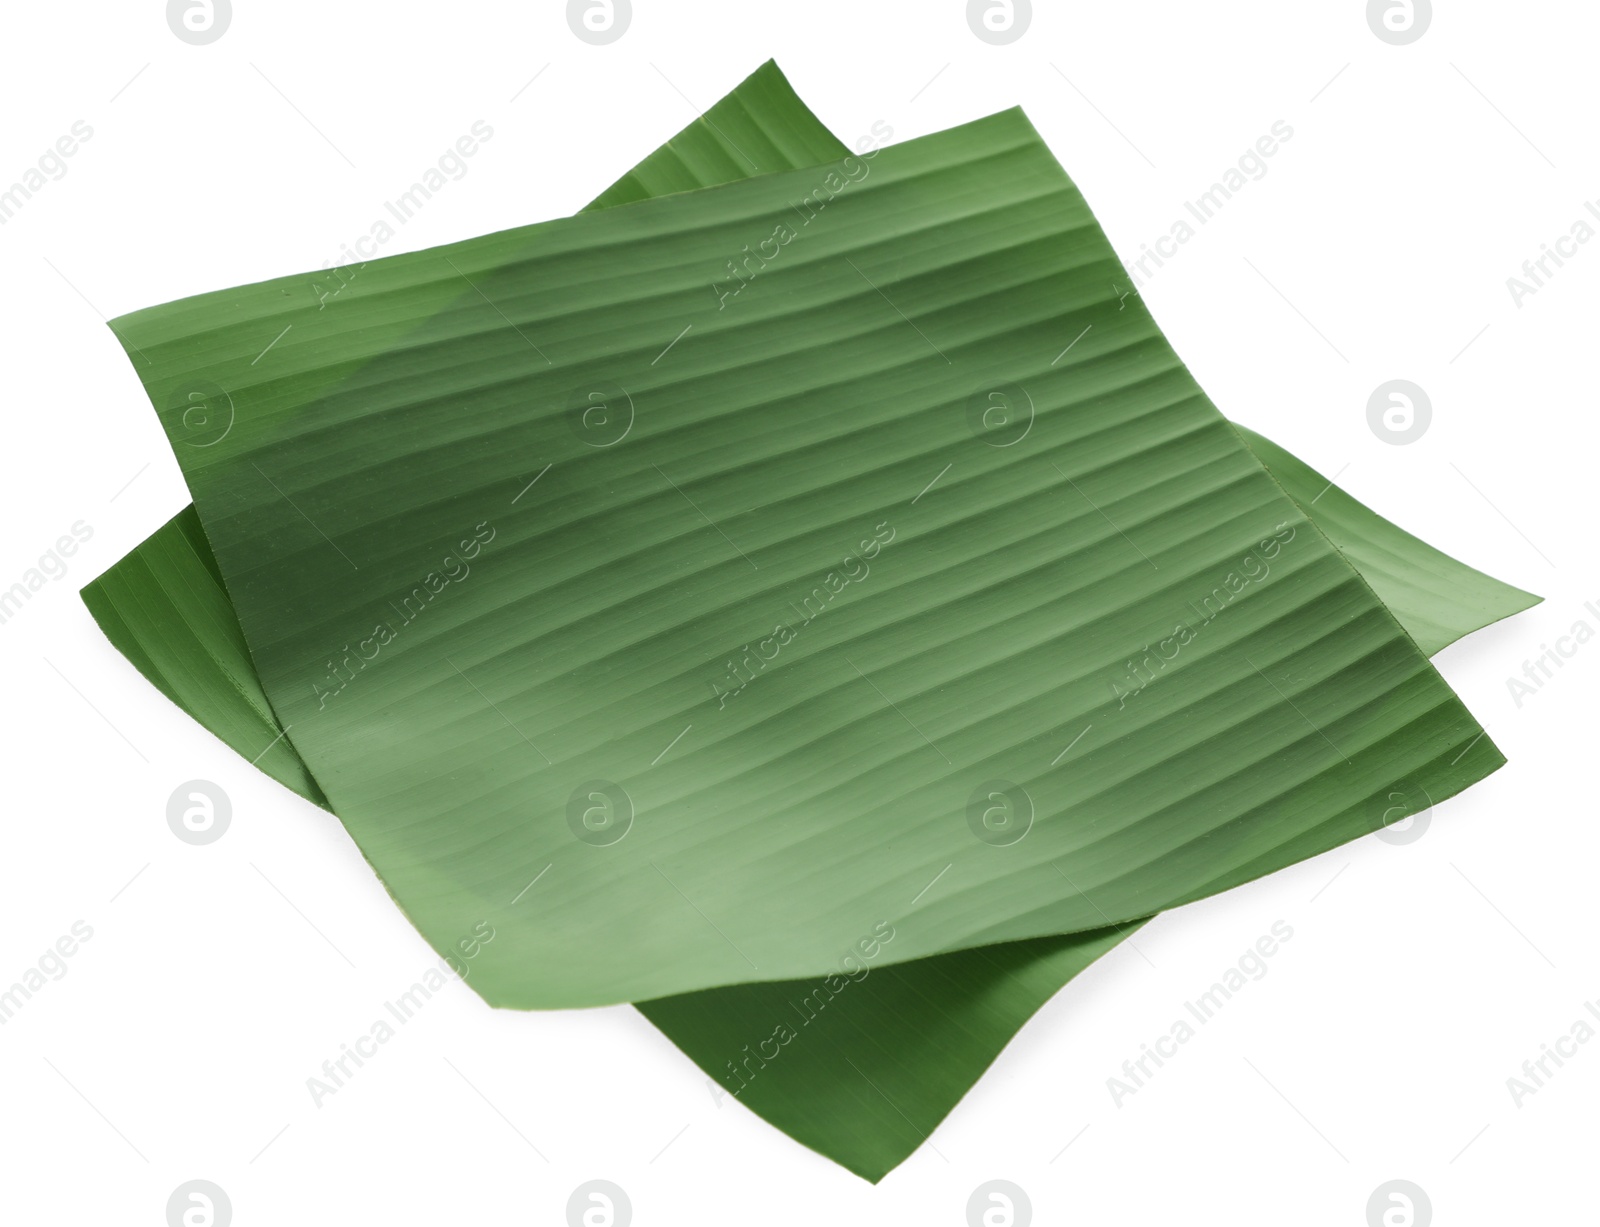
[82,62,1536,1180]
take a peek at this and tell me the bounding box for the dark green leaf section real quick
[589,61,851,206]
[81,504,328,807]
[78,61,846,812]
[641,921,1142,1182]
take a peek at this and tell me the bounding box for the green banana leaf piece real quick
[82,62,1537,1181]
[1235,426,1537,656]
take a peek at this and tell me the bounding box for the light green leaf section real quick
[81,62,1536,1182]
[1234,426,1537,656]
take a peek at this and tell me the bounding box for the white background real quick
[0,2,1594,1223]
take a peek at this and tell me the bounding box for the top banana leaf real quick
[85,64,1532,819]
[102,101,1506,1010]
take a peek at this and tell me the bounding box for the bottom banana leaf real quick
[82,62,1537,1180]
